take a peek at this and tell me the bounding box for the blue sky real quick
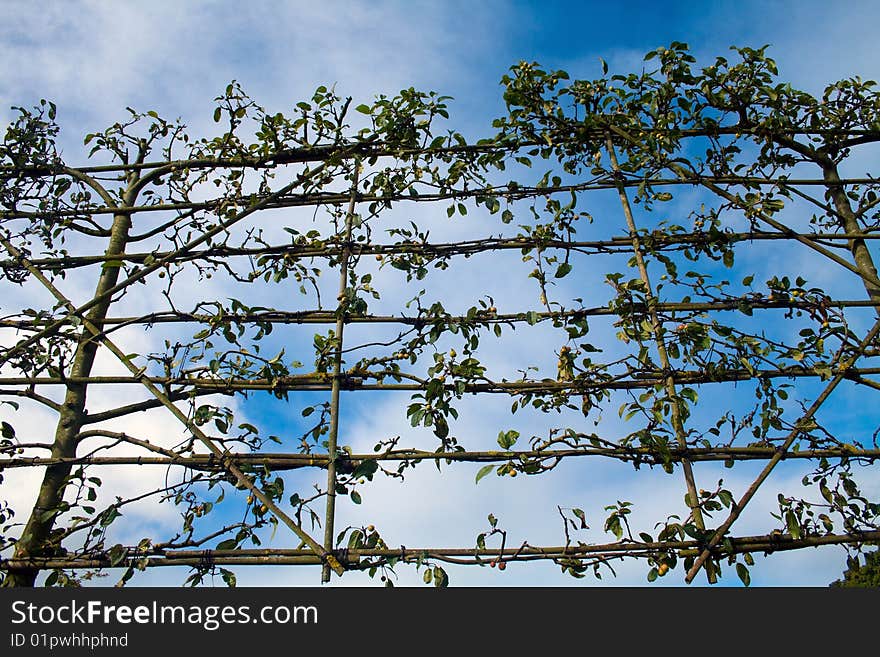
[1,1,879,587]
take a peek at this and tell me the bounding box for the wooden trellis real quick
[1,47,879,586]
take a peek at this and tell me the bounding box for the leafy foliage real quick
[830,549,880,587]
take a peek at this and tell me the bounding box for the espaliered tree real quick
[0,44,878,588]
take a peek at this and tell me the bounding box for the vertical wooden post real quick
[322,164,360,583]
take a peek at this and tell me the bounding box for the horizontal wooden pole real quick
[5,231,880,272]
[2,298,875,332]
[1,445,878,471]
[1,125,876,177]
[3,174,879,221]
[1,366,878,391]
[2,530,877,571]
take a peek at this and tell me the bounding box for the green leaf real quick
[108,544,127,567]
[475,464,494,484]
[350,490,362,504]
[100,506,122,528]
[785,511,801,539]
[497,429,520,449]
[213,107,222,123]
[736,562,751,587]
[423,568,433,584]
[351,460,379,480]
[433,566,449,588]
[680,387,698,404]
[555,262,572,278]
[605,515,622,540]
[347,530,363,549]
[355,104,372,114]
[718,490,734,509]
[220,568,237,588]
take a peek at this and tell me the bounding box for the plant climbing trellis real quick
[0,44,878,587]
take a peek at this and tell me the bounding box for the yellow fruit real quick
[658,563,669,576]
[246,495,254,504]
[366,524,375,532]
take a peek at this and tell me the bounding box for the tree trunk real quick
[4,210,132,587]
[823,164,880,307]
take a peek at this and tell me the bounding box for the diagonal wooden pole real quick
[604,122,880,583]
[684,315,880,582]
[605,135,717,583]
[0,235,343,575]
